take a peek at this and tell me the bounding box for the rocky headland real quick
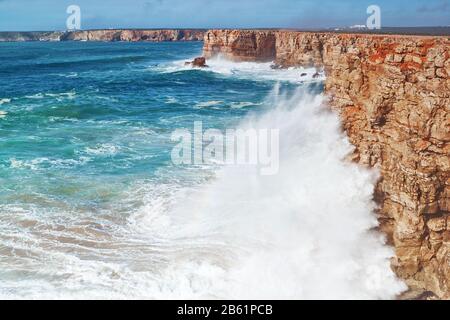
[0,29,206,42]
[203,29,449,299]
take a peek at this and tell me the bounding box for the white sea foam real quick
[25,92,76,100]
[48,116,79,123]
[230,101,260,109]
[45,92,76,100]
[65,72,79,78]
[161,56,325,84]
[0,98,11,105]
[9,157,90,170]
[0,110,7,118]
[194,100,224,108]
[84,144,120,156]
[25,93,44,99]
[165,97,179,104]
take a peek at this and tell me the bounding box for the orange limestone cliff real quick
[203,29,450,298]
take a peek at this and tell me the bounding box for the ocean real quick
[0,41,406,299]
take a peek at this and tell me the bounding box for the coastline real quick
[1,27,449,42]
[0,29,207,42]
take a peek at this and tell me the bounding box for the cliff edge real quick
[203,29,450,298]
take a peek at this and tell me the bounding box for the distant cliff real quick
[203,29,450,299]
[0,31,64,41]
[0,29,206,42]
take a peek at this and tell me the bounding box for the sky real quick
[0,0,449,31]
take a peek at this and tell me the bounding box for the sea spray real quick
[170,120,280,175]
[0,85,407,299]
[134,85,407,299]
[163,56,325,84]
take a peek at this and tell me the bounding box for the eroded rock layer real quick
[203,30,276,61]
[203,30,450,298]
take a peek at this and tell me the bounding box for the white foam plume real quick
[160,56,325,84]
[133,85,407,299]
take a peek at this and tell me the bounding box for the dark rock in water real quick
[300,72,307,77]
[185,57,208,67]
[191,57,207,67]
[312,72,320,78]
[270,64,283,70]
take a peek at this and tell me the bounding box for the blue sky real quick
[0,0,449,31]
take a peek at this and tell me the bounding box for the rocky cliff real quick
[0,29,205,42]
[0,31,64,41]
[203,30,450,298]
[60,29,205,42]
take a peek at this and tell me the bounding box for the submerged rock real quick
[186,57,208,68]
[193,57,207,67]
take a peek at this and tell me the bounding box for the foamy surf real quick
[230,101,260,109]
[24,92,76,100]
[158,56,325,84]
[9,156,91,170]
[84,144,121,156]
[2,86,406,300]
[194,100,224,108]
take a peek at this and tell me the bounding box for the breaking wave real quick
[127,86,406,299]
[158,56,325,84]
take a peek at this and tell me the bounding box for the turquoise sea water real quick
[0,42,405,299]
[0,42,268,196]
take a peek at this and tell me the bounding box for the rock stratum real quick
[0,29,205,42]
[204,29,450,298]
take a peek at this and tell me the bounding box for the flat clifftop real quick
[203,29,449,64]
[0,29,206,42]
[203,29,450,299]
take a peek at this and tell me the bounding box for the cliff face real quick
[321,34,449,299]
[0,30,205,42]
[203,30,276,61]
[203,30,450,298]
